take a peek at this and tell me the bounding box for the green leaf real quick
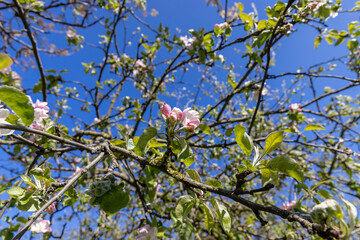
[5,114,23,126]
[186,169,201,182]
[43,167,51,179]
[134,127,157,156]
[99,184,129,215]
[174,195,195,224]
[198,124,211,135]
[334,36,346,46]
[234,125,253,157]
[20,175,36,188]
[19,190,34,205]
[0,86,34,126]
[311,180,330,191]
[347,39,359,52]
[261,168,278,186]
[63,196,78,206]
[0,53,12,70]
[177,137,193,161]
[17,196,45,211]
[314,35,322,49]
[16,217,28,224]
[237,2,244,13]
[201,202,214,231]
[205,178,222,188]
[325,36,333,44]
[304,124,325,131]
[266,156,304,183]
[257,20,267,30]
[30,167,46,179]
[148,138,166,148]
[259,131,284,160]
[7,187,25,198]
[225,127,234,137]
[317,189,333,199]
[210,199,231,233]
[181,155,195,167]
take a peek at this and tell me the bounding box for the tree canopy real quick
[0,0,359,239]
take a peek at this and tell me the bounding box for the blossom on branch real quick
[214,22,228,29]
[0,109,15,136]
[28,97,50,131]
[180,36,196,50]
[281,200,297,211]
[289,103,302,113]
[133,59,147,78]
[136,225,158,240]
[31,218,52,233]
[160,103,200,132]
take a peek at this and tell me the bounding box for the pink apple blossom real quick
[281,200,297,211]
[0,109,15,136]
[33,100,50,111]
[31,218,52,233]
[135,59,146,68]
[27,97,50,131]
[34,108,49,121]
[182,108,200,132]
[45,203,56,214]
[136,225,158,240]
[289,103,302,113]
[30,121,45,131]
[214,22,229,29]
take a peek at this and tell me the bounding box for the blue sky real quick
[2,0,360,238]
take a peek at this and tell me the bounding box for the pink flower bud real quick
[46,203,56,214]
[160,104,171,118]
[171,107,182,120]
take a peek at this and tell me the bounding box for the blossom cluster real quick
[281,200,297,211]
[31,218,52,233]
[160,103,200,133]
[289,103,302,113]
[179,36,197,50]
[28,97,50,131]
[214,22,228,29]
